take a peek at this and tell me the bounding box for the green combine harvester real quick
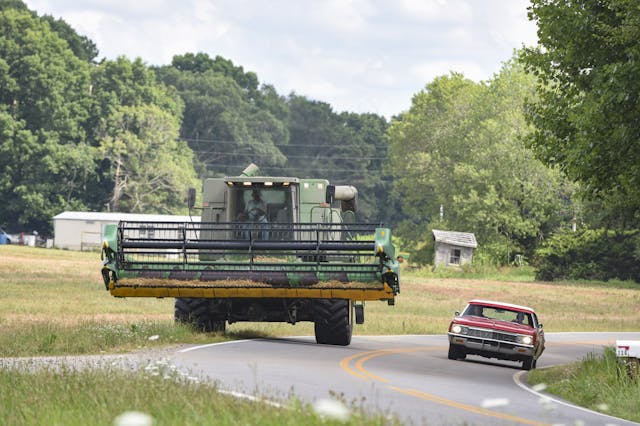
[101,164,400,345]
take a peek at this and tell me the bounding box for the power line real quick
[183,137,388,150]
[201,164,389,174]
[192,151,388,161]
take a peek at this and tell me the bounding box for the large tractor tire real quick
[314,299,352,346]
[174,298,226,333]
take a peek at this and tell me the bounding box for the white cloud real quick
[410,60,486,83]
[398,0,473,22]
[316,0,376,33]
[23,0,538,118]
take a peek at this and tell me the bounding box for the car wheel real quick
[522,356,535,370]
[448,344,466,360]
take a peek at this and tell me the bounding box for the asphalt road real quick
[168,332,640,426]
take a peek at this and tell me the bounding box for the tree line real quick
[1,1,638,279]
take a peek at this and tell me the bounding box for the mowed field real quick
[1,244,639,352]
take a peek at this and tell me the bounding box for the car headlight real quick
[519,335,533,345]
[451,325,468,334]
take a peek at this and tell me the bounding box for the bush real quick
[533,228,640,282]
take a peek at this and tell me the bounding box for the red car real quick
[447,299,545,370]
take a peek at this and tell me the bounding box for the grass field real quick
[1,244,639,356]
[1,244,639,425]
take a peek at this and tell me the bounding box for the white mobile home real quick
[52,211,200,251]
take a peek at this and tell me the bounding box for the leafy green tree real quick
[0,1,97,62]
[389,64,574,265]
[0,8,91,141]
[155,62,287,177]
[96,104,198,213]
[522,0,640,227]
[170,53,260,102]
[0,0,29,13]
[283,95,391,223]
[0,8,95,232]
[256,84,290,123]
[41,15,99,62]
[389,73,483,229]
[89,57,198,213]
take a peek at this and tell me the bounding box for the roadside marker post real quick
[616,340,640,379]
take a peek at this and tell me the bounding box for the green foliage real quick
[41,14,99,62]
[529,348,640,423]
[522,0,640,227]
[388,62,576,266]
[155,60,288,177]
[533,227,640,282]
[96,103,199,213]
[283,95,392,222]
[0,7,201,230]
[89,57,196,214]
[171,52,260,101]
[0,8,91,139]
[0,8,95,231]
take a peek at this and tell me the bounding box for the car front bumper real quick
[448,332,535,360]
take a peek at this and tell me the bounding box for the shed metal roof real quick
[432,229,477,248]
[53,211,200,222]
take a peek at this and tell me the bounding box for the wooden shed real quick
[432,229,477,268]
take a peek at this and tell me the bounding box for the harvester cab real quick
[101,164,400,346]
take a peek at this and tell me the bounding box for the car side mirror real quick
[455,311,460,316]
[538,323,543,329]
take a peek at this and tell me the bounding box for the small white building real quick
[52,211,200,251]
[432,229,477,268]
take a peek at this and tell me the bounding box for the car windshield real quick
[462,304,532,326]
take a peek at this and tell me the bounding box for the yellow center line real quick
[340,346,550,426]
[341,347,439,381]
[390,387,549,426]
[339,349,379,380]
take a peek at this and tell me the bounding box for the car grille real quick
[466,328,519,343]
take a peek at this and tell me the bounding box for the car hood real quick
[452,316,535,335]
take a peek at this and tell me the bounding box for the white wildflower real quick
[481,398,510,408]
[313,399,350,422]
[113,411,154,426]
[538,396,556,411]
[596,403,609,412]
[531,383,547,392]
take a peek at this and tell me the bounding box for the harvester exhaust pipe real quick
[331,185,358,213]
[241,163,260,177]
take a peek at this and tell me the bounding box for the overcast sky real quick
[24,0,538,118]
